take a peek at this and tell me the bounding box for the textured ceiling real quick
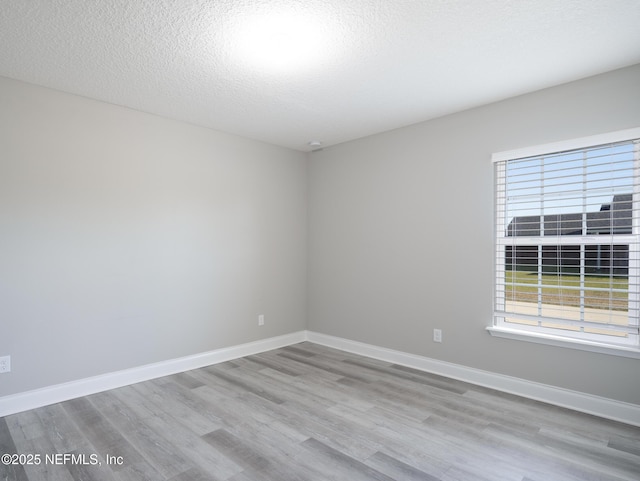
[1,1,639,151]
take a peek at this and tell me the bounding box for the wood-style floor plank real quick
[1,342,639,480]
[0,417,29,481]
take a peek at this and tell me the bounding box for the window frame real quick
[489,128,640,358]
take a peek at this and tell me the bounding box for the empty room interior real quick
[1,1,640,480]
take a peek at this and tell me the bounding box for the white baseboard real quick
[306,331,640,427]
[0,331,306,417]
[3,329,639,427]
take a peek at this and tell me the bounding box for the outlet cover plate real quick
[0,355,10,373]
[433,329,442,343]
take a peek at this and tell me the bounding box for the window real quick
[492,129,640,354]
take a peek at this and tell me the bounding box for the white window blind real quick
[494,137,640,347]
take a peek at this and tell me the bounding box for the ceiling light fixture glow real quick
[233,9,331,75]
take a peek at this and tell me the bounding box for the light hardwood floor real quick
[1,342,639,480]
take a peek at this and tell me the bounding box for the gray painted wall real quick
[0,76,307,396]
[307,64,640,405]
[3,65,640,406]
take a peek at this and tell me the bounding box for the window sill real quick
[486,326,640,359]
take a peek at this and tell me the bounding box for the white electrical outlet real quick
[258,314,265,326]
[0,355,11,373]
[433,329,442,343]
